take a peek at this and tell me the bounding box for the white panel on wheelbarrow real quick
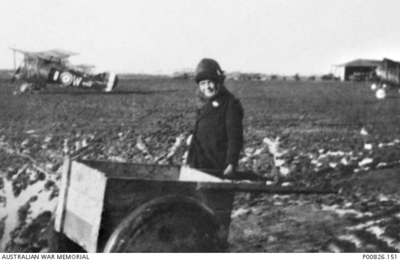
[63,161,107,253]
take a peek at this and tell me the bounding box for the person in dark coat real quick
[187,58,244,176]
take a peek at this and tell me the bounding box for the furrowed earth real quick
[1,76,400,252]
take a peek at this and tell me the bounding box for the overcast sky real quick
[1,0,400,75]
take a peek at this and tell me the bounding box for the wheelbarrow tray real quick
[55,159,235,252]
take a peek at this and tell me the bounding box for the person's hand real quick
[223,164,235,176]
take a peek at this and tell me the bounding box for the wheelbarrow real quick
[52,158,337,252]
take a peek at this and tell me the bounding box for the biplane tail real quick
[105,72,118,92]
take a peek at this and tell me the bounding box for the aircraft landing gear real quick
[14,82,46,95]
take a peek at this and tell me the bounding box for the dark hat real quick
[194,58,224,83]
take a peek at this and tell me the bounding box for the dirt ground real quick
[1,78,400,252]
[229,167,400,252]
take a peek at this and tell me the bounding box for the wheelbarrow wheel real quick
[103,195,226,252]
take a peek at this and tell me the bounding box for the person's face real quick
[199,79,219,97]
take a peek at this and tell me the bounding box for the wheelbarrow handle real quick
[189,167,338,194]
[195,168,269,181]
[196,182,339,195]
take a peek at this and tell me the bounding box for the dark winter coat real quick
[187,87,244,173]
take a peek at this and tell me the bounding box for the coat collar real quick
[196,89,229,122]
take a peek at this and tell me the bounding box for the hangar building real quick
[335,59,382,81]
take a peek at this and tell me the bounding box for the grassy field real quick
[2,78,400,141]
[1,78,400,252]
[2,78,400,168]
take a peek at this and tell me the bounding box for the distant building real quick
[225,72,268,81]
[225,72,241,81]
[335,59,383,81]
[172,69,194,80]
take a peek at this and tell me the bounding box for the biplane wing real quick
[74,64,95,68]
[10,48,78,60]
[37,49,78,59]
[73,64,95,70]
[71,64,96,74]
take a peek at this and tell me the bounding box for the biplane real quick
[371,58,400,90]
[10,48,118,94]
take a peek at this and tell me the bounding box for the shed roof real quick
[338,59,382,67]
